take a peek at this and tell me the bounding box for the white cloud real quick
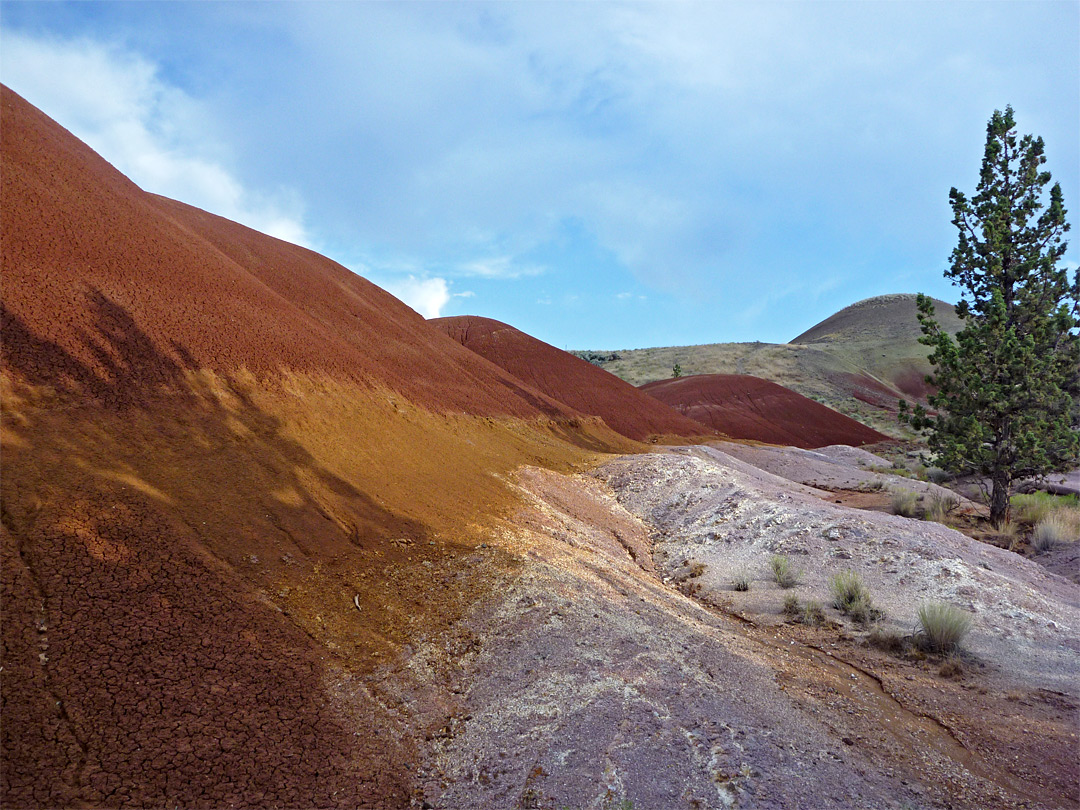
[458,256,543,279]
[0,33,310,246]
[382,276,451,319]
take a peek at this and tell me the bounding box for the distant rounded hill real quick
[431,315,715,442]
[640,374,890,449]
[576,293,965,438]
[790,293,963,401]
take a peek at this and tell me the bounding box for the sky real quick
[1,2,1077,350]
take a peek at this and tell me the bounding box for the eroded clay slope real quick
[371,458,1077,809]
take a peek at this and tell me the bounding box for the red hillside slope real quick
[1,85,637,808]
[432,315,716,442]
[1,86,585,421]
[641,373,890,449]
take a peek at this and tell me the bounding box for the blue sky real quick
[2,2,1077,350]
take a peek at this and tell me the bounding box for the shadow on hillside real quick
[1,291,426,542]
[0,291,422,807]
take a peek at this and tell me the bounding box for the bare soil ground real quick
[382,451,1077,809]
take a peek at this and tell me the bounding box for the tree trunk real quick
[989,468,1012,526]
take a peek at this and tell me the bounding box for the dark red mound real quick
[641,374,890,449]
[432,315,714,442]
[0,85,575,421]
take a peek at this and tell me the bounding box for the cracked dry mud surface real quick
[387,449,1078,810]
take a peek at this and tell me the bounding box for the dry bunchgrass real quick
[923,492,959,524]
[782,594,802,618]
[867,626,907,654]
[993,518,1018,538]
[916,602,972,654]
[891,488,920,518]
[802,600,827,626]
[829,569,867,610]
[730,571,751,591]
[1032,511,1080,552]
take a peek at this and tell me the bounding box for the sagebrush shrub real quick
[769,555,801,589]
[829,570,880,625]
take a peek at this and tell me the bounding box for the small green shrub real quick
[782,594,802,618]
[769,555,802,589]
[916,602,972,654]
[891,489,920,518]
[829,570,880,625]
[803,600,826,626]
[731,571,751,591]
[925,466,950,484]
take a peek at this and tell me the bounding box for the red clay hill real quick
[641,373,890,448]
[1,86,640,808]
[432,315,715,442]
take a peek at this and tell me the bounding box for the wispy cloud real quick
[457,256,543,279]
[0,32,311,246]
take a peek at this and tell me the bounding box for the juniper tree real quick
[901,106,1079,525]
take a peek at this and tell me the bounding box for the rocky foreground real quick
[378,445,1078,809]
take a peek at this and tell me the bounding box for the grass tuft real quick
[916,602,972,654]
[1012,492,1080,525]
[891,488,920,518]
[1032,511,1080,552]
[924,492,960,524]
[829,570,880,625]
[782,594,802,618]
[829,570,866,610]
[867,626,907,654]
[769,555,802,589]
[730,571,751,591]
[802,600,827,626]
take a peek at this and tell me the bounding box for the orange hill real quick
[641,373,890,449]
[432,315,715,442]
[1,85,637,808]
